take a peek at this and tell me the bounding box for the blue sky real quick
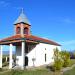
[0,0,75,51]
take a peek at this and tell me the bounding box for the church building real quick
[0,9,61,69]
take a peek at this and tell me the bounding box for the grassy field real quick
[63,67,75,75]
[0,59,75,75]
[69,59,75,66]
[63,59,75,75]
[0,69,62,75]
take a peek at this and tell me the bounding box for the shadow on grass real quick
[46,65,55,72]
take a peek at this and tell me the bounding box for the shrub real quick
[63,59,70,67]
[53,48,63,71]
[53,59,63,71]
[61,51,70,67]
[53,48,71,71]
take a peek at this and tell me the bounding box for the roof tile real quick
[0,34,61,46]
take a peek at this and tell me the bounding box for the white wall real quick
[16,43,61,67]
[27,43,61,67]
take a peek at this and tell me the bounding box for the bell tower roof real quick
[14,8,31,25]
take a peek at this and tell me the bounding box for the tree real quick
[53,48,63,70]
[53,48,70,71]
[60,51,70,67]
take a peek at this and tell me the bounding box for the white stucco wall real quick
[27,43,61,67]
[16,43,61,67]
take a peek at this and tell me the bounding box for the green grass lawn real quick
[69,59,75,66]
[0,59,75,75]
[63,59,75,75]
[0,68,61,75]
[63,67,75,75]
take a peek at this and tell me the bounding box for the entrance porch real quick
[0,39,38,70]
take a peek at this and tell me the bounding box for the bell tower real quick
[14,8,31,36]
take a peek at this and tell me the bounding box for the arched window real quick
[16,27,20,34]
[24,27,28,34]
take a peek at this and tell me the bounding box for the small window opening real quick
[16,27,20,34]
[24,27,28,34]
[45,54,46,62]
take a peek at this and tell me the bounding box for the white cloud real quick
[49,17,75,24]
[59,40,75,46]
[13,7,22,10]
[63,18,75,24]
[0,1,10,7]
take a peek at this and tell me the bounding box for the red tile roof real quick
[0,34,61,46]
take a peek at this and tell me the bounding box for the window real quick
[24,27,28,34]
[16,27,20,34]
[45,54,46,62]
[45,48,46,50]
